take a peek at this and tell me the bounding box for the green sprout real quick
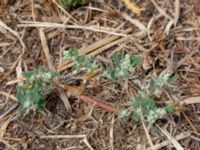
[63,49,142,80]
[121,73,176,125]
[102,53,142,80]
[16,67,59,114]
[131,93,175,124]
[63,49,99,73]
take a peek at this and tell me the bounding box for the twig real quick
[39,28,71,111]
[0,138,17,150]
[156,125,184,150]
[0,20,26,83]
[181,112,198,132]
[110,116,115,150]
[122,13,147,32]
[83,137,94,150]
[57,83,118,112]
[39,28,55,70]
[40,134,86,139]
[0,103,18,121]
[174,0,180,26]
[18,21,129,37]
[147,132,191,150]
[51,0,78,24]
[59,27,132,71]
[180,96,200,105]
[0,91,18,102]
[142,120,155,150]
[79,95,118,113]
[150,0,172,20]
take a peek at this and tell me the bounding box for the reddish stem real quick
[80,94,118,112]
[56,83,118,112]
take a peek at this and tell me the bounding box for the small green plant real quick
[16,67,59,114]
[102,53,142,80]
[121,74,176,124]
[63,49,142,80]
[63,49,99,73]
[146,74,176,97]
[131,93,175,124]
[59,0,90,7]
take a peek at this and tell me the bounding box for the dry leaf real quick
[0,115,13,137]
[122,0,144,15]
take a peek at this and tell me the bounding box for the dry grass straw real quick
[59,27,132,71]
[39,28,71,111]
[18,21,128,37]
[156,125,184,150]
[0,20,25,83]
[147,132,191,150]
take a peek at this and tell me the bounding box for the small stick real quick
[156,125,184,150]
[0,103,18,120]
[79,95,118,113]
[0,20,26,83]
[147,132,191,150]
[57,83,118,112]
[40,134,86,139]
[142,120,155,150]
[18,22,128,37]
[39,28,71,111]
[0,138,17,150]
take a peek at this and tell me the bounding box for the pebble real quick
[0,67,4,76]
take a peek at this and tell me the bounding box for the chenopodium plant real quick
[131,92,175,124]
[146,74,176,97]
[63,49,99,73]
[122,74,176,125]
[102,53,142,80]
[16,67,59,114]
[63,49,142,80]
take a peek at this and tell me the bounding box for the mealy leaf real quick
[130,55,142,67]
[165,104,175,114]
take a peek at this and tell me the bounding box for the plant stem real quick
[56,83,118,112]
[79,95,118,112]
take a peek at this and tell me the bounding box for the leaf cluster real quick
[121,74,176,124]
[63,49,99,73]
[102,53,142,80]
[63,49,142,80]
[16,67,59,114]
[132,93,175,124]
[147,74,176,97]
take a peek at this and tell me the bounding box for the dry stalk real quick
[147,132,191,150]
[156,124,184,150]
[0,20,26,83]
[39,28,71,111]
[59,27,132,71]
[18,21,128,37]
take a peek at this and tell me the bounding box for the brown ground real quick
[0,0,200,150]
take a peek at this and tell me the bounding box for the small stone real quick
[0,67,5,76]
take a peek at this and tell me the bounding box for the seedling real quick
[131,93,175,124]
[102,53,142,80]
[63,49,99,73]
[63,49,142,80]
[16,49,142,115]
[121,74,176,124]
[16,67,59,114]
